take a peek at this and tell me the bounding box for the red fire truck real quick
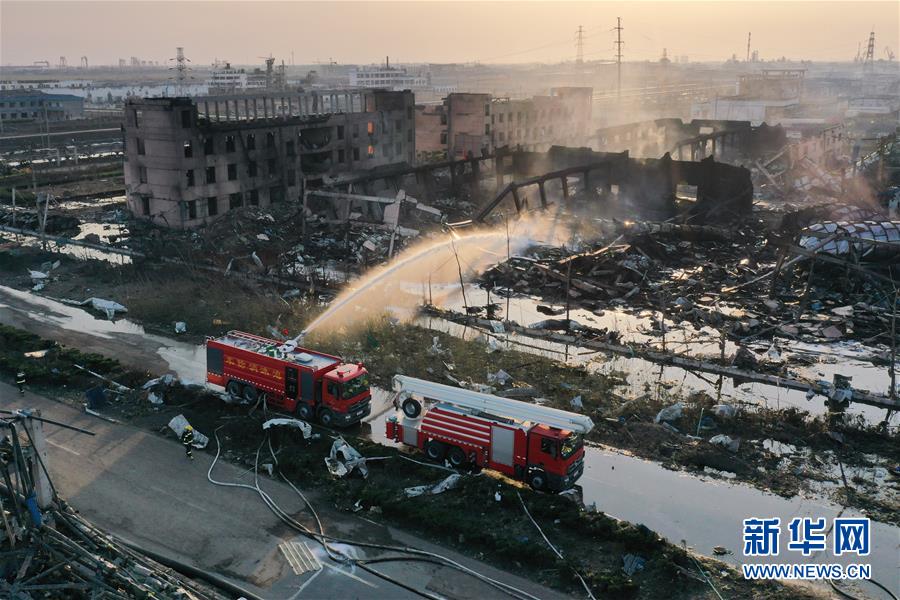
[386,376,593,492]
[206,331,371,427]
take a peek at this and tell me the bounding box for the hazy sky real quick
[2,1,898,67]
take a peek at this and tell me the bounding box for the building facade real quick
[349,65,430,90]
[0,90,84,122]
[124,89,415,228]
[415,88,593,160]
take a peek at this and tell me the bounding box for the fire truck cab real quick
[206,331,371,427]
[386,376,592,492]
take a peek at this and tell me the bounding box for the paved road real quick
[1,381,564,600]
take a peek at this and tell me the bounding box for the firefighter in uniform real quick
[181,425,195,460]
[16,371,26,395]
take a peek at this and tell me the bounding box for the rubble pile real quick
[125,203,421,279]
[480,217,900,345]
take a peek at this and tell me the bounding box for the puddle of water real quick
[75,222,129,244]
[0,232,133,265]
[414,285,897,426]
[580,446,899,599]
[0,284,203,381]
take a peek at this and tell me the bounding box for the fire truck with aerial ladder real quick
[205,331,371,427]
[386,375,593,492]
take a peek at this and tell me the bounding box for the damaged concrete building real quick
[124,89,415,227]
[415,87,593,161]
[478,145,753,222]
[592,118,787,161]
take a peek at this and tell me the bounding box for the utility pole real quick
[575,25,584,68]
[746,32,751,62]
[614,17,624,100]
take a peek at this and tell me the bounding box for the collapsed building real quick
[592,118,787,161]
[415,87,593,160]
[123,89,415,228]
[477,146,753,222]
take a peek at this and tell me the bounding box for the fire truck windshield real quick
[560,434,582,459]
[342,373,369,399]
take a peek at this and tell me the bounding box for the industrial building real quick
[349,63,430,90]
[0,89,84,122]
[124,89,415,228]
[690,70,805,125]
[415,88,593,160]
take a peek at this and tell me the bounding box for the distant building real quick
[0,89,84,122]
[415,87,593,160]
[207,61,283,94]
[691,69,804,126]
[1,79,93,91]
[349,65,430,91]
[124,89,415,228]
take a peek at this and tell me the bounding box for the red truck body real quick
[386,402,585,492]
[206,331,371,427]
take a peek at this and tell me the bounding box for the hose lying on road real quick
[207,424,544,600]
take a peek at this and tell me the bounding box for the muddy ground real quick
[0,324,825,600]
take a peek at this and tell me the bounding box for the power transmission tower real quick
[575,25,584,68]
[614,17,624,99]
[746,32,751,62]
[170,47,191,96]
[864,28,875,70]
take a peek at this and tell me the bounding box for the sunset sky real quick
[2,1,897,67]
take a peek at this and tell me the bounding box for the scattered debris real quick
[58,297,127,320]
[622,554,647,576]
[709,434,741,453]
[404,473,462,497]
[655,402,684,424]
[262,418,312,439]
[325,436,368,478]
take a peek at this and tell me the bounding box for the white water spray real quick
[298,216,568,339]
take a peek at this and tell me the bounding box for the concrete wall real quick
[414,104,446,160]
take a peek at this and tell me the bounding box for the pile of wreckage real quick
[480,212,900,346]
[0,409,227,599]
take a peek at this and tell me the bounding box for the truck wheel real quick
[529,471,547,491]
[447,446,467,467]
[242,385,258,403]
[425,440,446,461]
[297,403,314,421]
[401,398,422,419]
[318,408,335,427]
[226,380,242,398]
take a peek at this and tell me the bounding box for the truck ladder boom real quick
[393,375,594,434]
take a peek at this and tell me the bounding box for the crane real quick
[392,375,595,434]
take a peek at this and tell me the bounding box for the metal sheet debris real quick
[404,473,462,497]
[325,436,368,478]
[262,418,312,439]
[167,414,208,449]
